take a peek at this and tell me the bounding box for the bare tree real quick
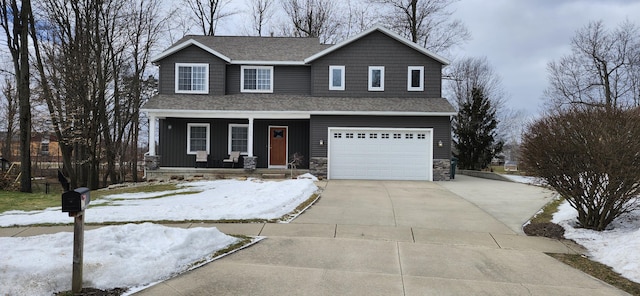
[545,20,640,110]
[31,0,167,188]
[445,56,504,107]
[0,0,33,192]
[369,0,469,54]
[246,0,275,36]
[281,0,342,43]
[182,0,236,36]
[0,79,18,160]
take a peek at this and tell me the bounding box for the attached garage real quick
[327,127,433,181]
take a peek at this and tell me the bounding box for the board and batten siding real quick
[226,65,311,95]
[310,30,443,98]
[253,119,310,168]
[310,115,451,159]
[158,118,310,168]
[156,45,226,96]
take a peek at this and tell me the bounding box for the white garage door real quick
[328,127,433,181]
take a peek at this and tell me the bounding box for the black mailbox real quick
[62,187,91,212]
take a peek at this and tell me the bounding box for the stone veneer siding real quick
[310,157,451,181]
[309,157,328,179]
[432,159,451,181]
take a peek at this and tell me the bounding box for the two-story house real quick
[142,25,456,181]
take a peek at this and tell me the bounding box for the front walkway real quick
[130,177,627,296]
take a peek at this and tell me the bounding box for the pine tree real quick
[453,87,503,170]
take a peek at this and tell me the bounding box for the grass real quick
[549,253,640,296]
[0,183,183,213]
[531,198,640,295]
[0,191,61,213]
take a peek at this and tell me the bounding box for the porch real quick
[144,167,310,182]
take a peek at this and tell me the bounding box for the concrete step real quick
[262,173,286,179]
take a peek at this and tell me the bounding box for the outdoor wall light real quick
[319,139,324,146]
[167,124,172,130]
[438,140,443,147]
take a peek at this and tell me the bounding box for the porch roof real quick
[142,94,456,116]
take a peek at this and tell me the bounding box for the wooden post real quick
[71,211,85,293]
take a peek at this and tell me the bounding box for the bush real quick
[521,107,640,231]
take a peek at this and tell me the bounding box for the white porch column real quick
[247,117,254,157]
[148,115,156,156]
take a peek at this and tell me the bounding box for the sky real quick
[1,175,638,295]
[210,0,640,118]
[447,0,640,116]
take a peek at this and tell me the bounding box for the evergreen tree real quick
[453,87,503,170]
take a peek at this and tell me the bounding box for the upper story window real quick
[175,63,209,94]
[407,66,424,91]
[368,66,385,91]
[329,65,345,91]
[241,66,273,93]
[187,123,210,154]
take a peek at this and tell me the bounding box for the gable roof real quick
[151,36,331,65]
[151,25,449,66]
[304,25,450,65]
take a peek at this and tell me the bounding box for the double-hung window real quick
[329,65,345,90]
[241,66,273,93]
[407,66,424,91]
[175,63,209,94]
[187,123,210,154]
[368,66,385,91]
[228,124,249,154]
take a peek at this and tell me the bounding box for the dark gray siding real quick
[310,31,443,98]
[310,115,451,159]
[158,118,310,168]
[157,45,226,95]
[226,65,311,95]
[253,119,310,168]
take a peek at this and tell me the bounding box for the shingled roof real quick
[143,94,456,115]
[152,36,331,63]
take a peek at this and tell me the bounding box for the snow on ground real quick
[502,174,546,186]
[504,173,640,284]
[553,201,640,283]
[0,178,317,295]
[0,178,318,227]
[0,223,244,296]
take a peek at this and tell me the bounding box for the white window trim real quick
[186,123,210,155]
[241,65,274,93]
[175,63,209,94]
[329,65,345,91]
[228,124,249,155]
[407,66,424,91]
[368,66,385,91]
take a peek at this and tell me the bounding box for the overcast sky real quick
[447,0,640,116]
[202,0,640,118]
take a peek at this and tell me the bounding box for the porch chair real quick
[195,151,208,168]
[223,151,241,168]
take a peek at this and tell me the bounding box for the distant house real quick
[142,25,456,181]
[0,131,62,162]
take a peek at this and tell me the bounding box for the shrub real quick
[521,107,640,231]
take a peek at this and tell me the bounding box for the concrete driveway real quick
[135,176,629,296]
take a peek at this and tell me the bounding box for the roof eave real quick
[141,108,456,118]
[150,39,232,63]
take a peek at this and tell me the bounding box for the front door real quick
[269,126,288,167]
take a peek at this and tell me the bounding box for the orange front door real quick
[269,127,287,166]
